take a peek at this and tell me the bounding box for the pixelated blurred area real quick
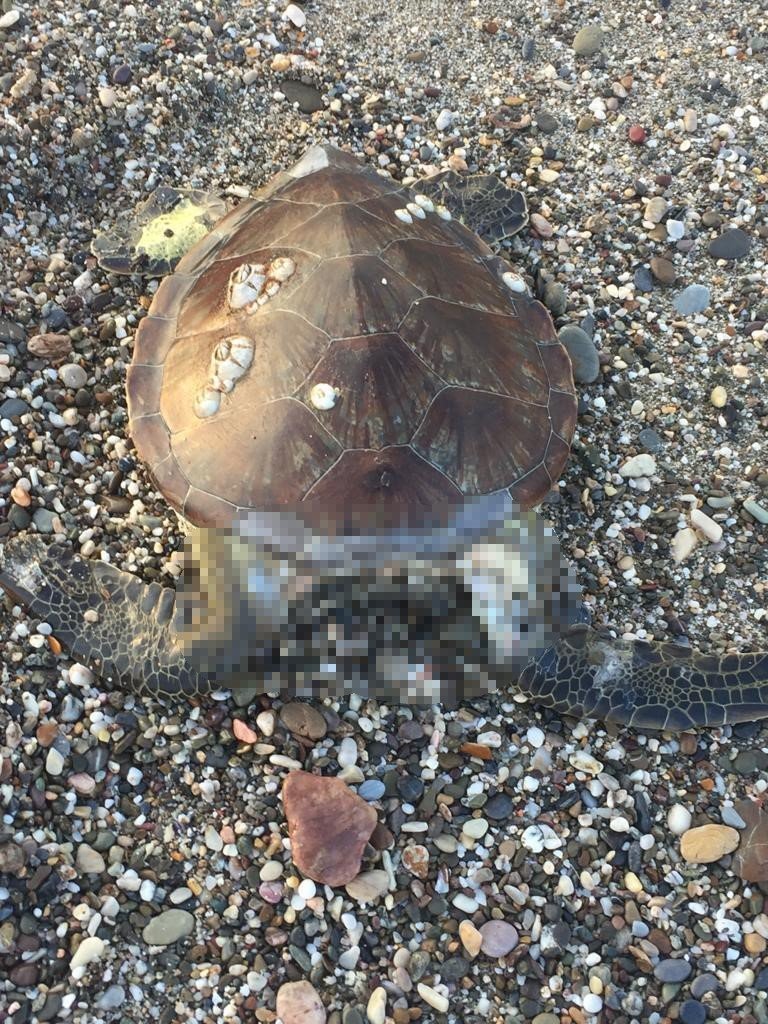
[172,497,581,704]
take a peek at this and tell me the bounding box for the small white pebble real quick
[667,804,692,836]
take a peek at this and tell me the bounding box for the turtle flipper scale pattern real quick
[0,537,207,698]
[414,170,528,243]
[518,624,768,731]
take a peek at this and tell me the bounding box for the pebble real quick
[435,108,455,131]
[709,385,728,408]
[628,125,646,145]
[233,718,258,743]
[572,25,604,56]
[655,959,692,983]
[543,281,567,316]
[691,508,723,543]
[619,453,656,478]
[582,993,603,1014]
[280,702,327,740]
[667,804,692,836]
[345,870,389,903]
[284,771,377,886]
[0,9,20,28]
[708,228,751,260]
[680,824,740,864]
[416,983,449,1014]
[142,909,195,946]
[70,936,106,971]
[649,256,676,285]
[76,844,106,874]
[479,920,519,957]
[58,362,88,389]
[644,197,668,224]
[366,987,387,1024]
[459,920,483,958]
[358,779,385,801]
[559,325,599,384]
[672,527,699,564]
[634,266,654,292]
[45,747,65,775]
[284,3,306,28]
[484,793,513,820]
[673,284,710,315]
[744,499,768,525]
[277,981,326,1024]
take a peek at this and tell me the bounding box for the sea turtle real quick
[1,144,766,732]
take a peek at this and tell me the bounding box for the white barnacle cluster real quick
[502,270,528,294]
[228,256,296,313]
[393,193,451,225]
[309,382,339,410]
[194,335,254,418]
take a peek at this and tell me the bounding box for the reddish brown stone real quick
[283,770,378,886]
[733,799,768,882]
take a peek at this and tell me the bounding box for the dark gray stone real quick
[654,959,692,983]
[634,266,654,292]
[558,325,599,383]
[708,227,751,260]
[282,80,324,113]
[638,427,664,453]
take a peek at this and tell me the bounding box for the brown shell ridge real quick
[301,442,464,502]
[395,295,515,336]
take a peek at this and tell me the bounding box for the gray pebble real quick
[654,959,692,983]
[634,266,654,293]
[638,427,664,453]
[32,508,57,533]
[573,24,604,56]
[95,986,125,1010]
[558,325,599,384]
[0,397,29,418]
[357,779,385,801]
[142,909,194,946]
[744,499,768,524]
[708,228,751,260]
[673,284,711,315]
[543,281,567,317]
[58,363,88,389]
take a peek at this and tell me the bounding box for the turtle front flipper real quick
[413,170,528,243]
[0,536,207,698]
[518,624,768,731]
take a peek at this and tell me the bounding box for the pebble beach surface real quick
[1,1,767,1023]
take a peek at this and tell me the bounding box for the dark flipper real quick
[414,170,528,243]
[518,624,768,731]
[0,536,207,698]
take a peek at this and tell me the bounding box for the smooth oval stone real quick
[558,324,599,384]
[673,284,711,315]
[708,227,750,260]
[479,920,519,957]
[654,958,693,983]
[141,909,194,946]
[573,24,604,55]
